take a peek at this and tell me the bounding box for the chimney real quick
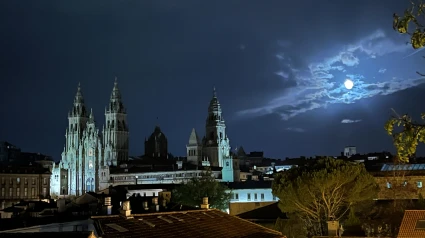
[120,200,132,218]
[104,197,112,215]
[327,220,339,236]
[152,197,159,212]
[57,199,66,213]
[200,197,209,209]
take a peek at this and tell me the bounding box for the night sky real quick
[1,0,424,160]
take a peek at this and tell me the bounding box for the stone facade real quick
[50,79,129,197]
[186,88,240,182]
[0,166,51,209]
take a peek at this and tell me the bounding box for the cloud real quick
[341,119,362,123]
[237,29,422,120]
[378,68,387,73]
[285,127,305,133]
[275,71,289,79]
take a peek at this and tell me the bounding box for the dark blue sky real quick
[1,0,424,160]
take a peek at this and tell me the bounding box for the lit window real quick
[16,188,20,197]
[387,182,392,189]
[418,181,423,188]
[16,178,20,184]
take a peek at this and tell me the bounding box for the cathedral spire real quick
[71,82,87,117]
[107,77,126,113]
[208,86,221,114]
[89,108,95,123]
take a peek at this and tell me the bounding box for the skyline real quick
[1,0,425,160]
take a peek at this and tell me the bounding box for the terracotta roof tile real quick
[398,210,425,238]
[92,209,284,238]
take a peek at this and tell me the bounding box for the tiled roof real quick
[0,231,95,238]
[398,210,425,238]
[92,209,284,238]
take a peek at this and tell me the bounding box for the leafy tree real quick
[386,1,425,163]
[272,157,378,236]
[172,169,231,210]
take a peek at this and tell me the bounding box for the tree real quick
[172,169,231,210]
[386,1,425,163]
[272,157,378,236]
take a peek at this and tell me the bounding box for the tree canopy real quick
[386,1,425,163]
[172,170,231,210]
[272,157,378,236]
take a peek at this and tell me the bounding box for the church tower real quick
[62,83,89,196]
[103,78,129,166]
[186,128,202,165]
[202,87,231,167]
[145,125,168,159]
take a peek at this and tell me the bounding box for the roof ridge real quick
[230,210,284,236]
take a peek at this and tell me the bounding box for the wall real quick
[229,201,276,215]
[228,188,277,215]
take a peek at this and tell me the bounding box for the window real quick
[31,188,35,197]
[418,181,423,188]
[43,178,47,185]
[416,220,425,229]
[17,178,20,184]
[16,188,20,197]
[254,193,258,200]
[43,188,47,197]
[261,193,265,201]
[32,178,35,185]
[24,178,28,185]
[247,193,251,201]
[9,188,12,197]
[1,187,4,197]
[9,178,12,185]
[387,182,392,189]
[230,193,235,200]
[235,193,239,200]
[24,188,28,197]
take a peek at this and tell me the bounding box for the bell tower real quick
[103,77,129,166]
[202,87,231,167]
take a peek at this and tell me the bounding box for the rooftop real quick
[0,232,95,238]
[92,209,283,238]
[224,180,273,190]
[398,210,425,238]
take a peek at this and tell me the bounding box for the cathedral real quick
[186,88,239,182]
[50,79,129,197]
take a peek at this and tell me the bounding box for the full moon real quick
[344,79,354,90]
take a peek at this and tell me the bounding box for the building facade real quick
[186,88,240,182]
[50,79,129,197]
[0,166,51,209]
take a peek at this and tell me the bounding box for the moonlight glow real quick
[344,79,354,90]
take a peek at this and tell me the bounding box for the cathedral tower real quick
[145,125,168,159]
[202,87,231,167]
[103,78,129,166]
[186,128,202,165]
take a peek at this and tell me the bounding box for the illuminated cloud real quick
[237,29,422,120]
[341,119,362,123]
[285,127,305,133]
